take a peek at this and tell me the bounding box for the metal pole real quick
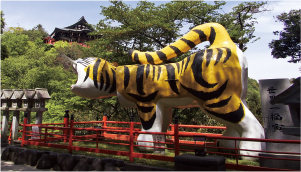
[174,116,179,156]
[235,139,238,165]
[68,114,74,154]
[25,111,31,140]
[21,112,28,146]
[103,113,107,135]
[129,113,134,162]
[64,110,69,143]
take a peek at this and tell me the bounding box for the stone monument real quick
[259,78,300,170]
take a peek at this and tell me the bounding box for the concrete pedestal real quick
[259,79,300,153]
[1,111,10,144]
[12,111,20,143]
[174,154,225,171]
[259,153,301,170]
[25,111,31,140]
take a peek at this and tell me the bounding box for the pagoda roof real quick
[48,16,94,37]
[65,16,93,30]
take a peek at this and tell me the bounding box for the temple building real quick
[44,16,100,47]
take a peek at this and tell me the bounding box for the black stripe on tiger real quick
[209,27,216,45]
[93,59,101,89]
[180,80,228,101]
[127,90,159,103]
[192,29,207,42]
[205,103,244,123]
[214,48,223,65]
[134,53,140,63]
[136,104,155,113]
[100,73,104,90]
[84,66,90,82]
[152,66,155,81]
[136,65,146,95]
[157,66,162,80]
[165,64,180,95]
[170,45,183,56]
[128,49,140,64]
[105,70,110,91]
[146,64,150,78]
[181,60,184,74]
[206,49,213,67]
[109,68,116,93]
[224,48,231,63]
[146,53,155,64]
[184,55,191,72]
[124,66,130,89]
[156,51,167,62]
[205,96,232,108]
[140,112,156,130]
[180,38,196,49]
[192,51,218,88]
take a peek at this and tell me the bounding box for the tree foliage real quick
[1,11,5,33]
[1,1,264,127]
[269,9,301,63]
[246,78,262,125]
[1,11,9,60]
[218,1,270,51]
[23,24,49,42]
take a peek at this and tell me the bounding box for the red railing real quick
[19,114,300,171]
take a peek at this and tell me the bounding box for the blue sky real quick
[1,0,300,81]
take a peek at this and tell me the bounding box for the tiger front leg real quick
[136,103,172,154]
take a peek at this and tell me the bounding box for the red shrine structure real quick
[44,16,100,47]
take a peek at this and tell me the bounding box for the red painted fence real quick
[18,113,300,171]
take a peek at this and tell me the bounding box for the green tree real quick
[89,1,226,64]
[23,24,49,42]
[1,27,29,57]
[1,27,78,123]
[1,11,5,33]
[217,1,270,51]
[269,9,301,63]
[1,12,9,60]
[246,78,262,125]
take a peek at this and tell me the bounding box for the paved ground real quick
[1,147,50,171]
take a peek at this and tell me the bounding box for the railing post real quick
[68,114,74,154]
[44,128,48,144]
[129,114,134,162]
[8,123,13,144]
[174,116,179,156]
[63,110,69,143]
[235,139,238,165]
[96,130,99,149]
[103,113,107,135]
[171,125,175,141]
[21,112,28,146]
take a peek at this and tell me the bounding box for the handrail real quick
[20,114,300,171]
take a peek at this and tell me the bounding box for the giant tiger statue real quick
[69,23,265,160]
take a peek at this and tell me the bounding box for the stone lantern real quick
[2,89,13,108]
[1,90,5,107]
[34,88,51,108]
[22,89,35,108]
[11,89,24,108]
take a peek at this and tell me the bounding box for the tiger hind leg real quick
[136,103,172,154]
[237,103,266,161]
[199,100,265,161]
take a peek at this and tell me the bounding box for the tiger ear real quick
[112,62,119,67]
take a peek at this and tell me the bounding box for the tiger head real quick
[65,55,117,99]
